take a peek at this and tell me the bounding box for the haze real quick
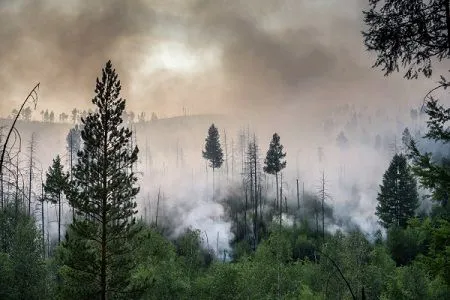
[0,0,445,250]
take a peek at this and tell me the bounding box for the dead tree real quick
[223,130,229,183]
[26,132,38,215]
[317,171,331,241]
[0,83,40,198]
[245,135,262,249]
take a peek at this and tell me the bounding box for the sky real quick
[0,0,442,119]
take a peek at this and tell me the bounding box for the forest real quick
[1,1,450,299]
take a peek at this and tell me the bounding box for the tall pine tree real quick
[263,133,286,226]
[202,124,223,200]
[59,61,140,299]
[44,155,69,245]
[376,153,419,228]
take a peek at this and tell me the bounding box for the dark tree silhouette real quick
[60,61,140,299]
[362,0,450,79]
[44,155,69,245]
[263,133,286,224]
[376,153,419,228]
[202,124,223,200]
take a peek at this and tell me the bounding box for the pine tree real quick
[202,124,223,200]
[376,154,419,228]
[59,61,140,299]
[263,133,286,226]
[44,155,68,245]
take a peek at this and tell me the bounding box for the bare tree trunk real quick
[322,171,325,240]
[244,187,248,241]
[224,130,229,183]
[296,179,300,210]
[28,133,36,216]
[280,172,283,227]
[249,153,254,244]
[275,172,279,227]
[216,232,219,256]
[0,84,40,187]
[41,179,45,258]
[231,138,235,181]
[15,155,19,216]
[58,193,61,245]
[100,113,108,300]
[156,187,161,228]
[253,141,258,247]
[69,132,75,221]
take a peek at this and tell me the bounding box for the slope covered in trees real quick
[1,1,450,299]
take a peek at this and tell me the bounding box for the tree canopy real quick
[202,124,224,170]
[362,0,450,79]
[263,133,286,175]
[376,153,419,228]
[60,60,140,299]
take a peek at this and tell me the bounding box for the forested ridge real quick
[1,1,450,299]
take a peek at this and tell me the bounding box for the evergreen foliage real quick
[0,204,47,300]
[376,153,419,228]
[58,60,140,299]
[44,155,69,244]
[202,124,224,170]
[362,0,450,79]
[263,133,286,175]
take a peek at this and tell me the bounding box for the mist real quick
[0,0,445,252]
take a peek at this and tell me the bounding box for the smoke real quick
[2,0,447,253]
[0,0,436,119]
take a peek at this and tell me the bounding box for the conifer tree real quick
[59,61,140,299]
[263,133,286,225]
[202,124,223,199]
[376,153,419,228]
[362,0,450,79]
[44,155,68,245]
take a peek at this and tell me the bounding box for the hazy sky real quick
[0,0,441,119]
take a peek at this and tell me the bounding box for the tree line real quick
[1,1,450,299]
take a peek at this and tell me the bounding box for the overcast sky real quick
[0,0,441,119]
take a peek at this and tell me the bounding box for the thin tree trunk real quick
[322,171,325,240]
[28,141,33,215]
[244,187,248,240]
[70,133,75,221]
[224,130,229,183]
[58,193,61,245]
[156,187,161,228]
[280,172,283,227]
[253,143,258,247]
[216,232,219,256]
[231,138,234,181]
[275,172,279,227]
[1,171,3,210]
[296,179,300,210]
[15,155,19,216]
[100,114,108,300]
[40,177,45,258]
